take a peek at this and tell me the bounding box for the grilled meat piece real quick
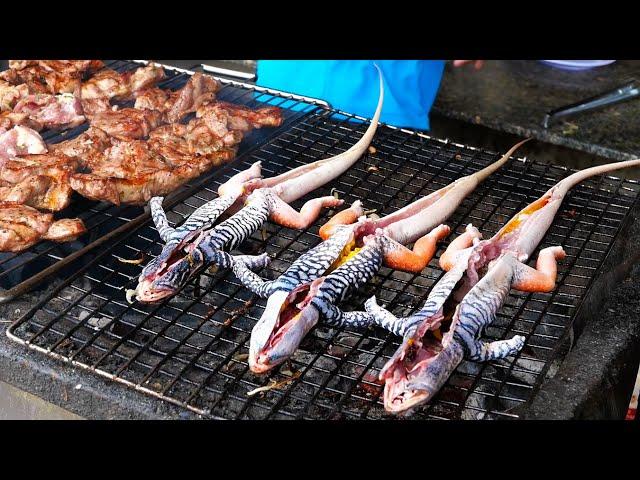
[1,153,78,183]
[0,111,44,132]
[2,61,104,97]
[133,87,168,111]
[197,101,284,131]
[13,93,85,130]
[136,72,220,122]
[0,125,47,162]
[0,175,74,211]
[81,69,129,100]
[70,135,236,205]
[80,97,112,116]
[0,153,78,211]
[0,201,85,252]
[127,63,165,94]
[81,63,165,101]
[3,65,81,95]
[88,108,163,140]
[50,126,112,168]
[0,80,29,111]
[9,60,104,76]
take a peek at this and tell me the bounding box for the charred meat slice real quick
[126,63,166,95]
[163,72,219,123]
[0,153,78,183]
[197,101,284,131]
[133,87,169,112]
[80,97,112,116]
[0,201,85,252]
[49,127,111,169]
[0,153,78,211]
[135,72,219,123]
[9,60,104,77]
[0,111,44,132]
[81,69,130,100]
[69,133,236,205]
[81,63,165,101]
[0,175,74,211]
[3,65,81,95]
[88,108,163,140]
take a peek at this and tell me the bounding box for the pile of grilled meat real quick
[0,60,283,253]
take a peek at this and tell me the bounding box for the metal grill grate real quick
[7,95,640,419]
[0,60,320,302]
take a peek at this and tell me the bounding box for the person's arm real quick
[452,60,485,70]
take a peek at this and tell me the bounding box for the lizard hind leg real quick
[149,196,175,242]
[218,161,262,197]
[511,246,566,293]
[268,192,345,230]
[318,200,364,240]
[439,223,482,271]
[381,224,451,273]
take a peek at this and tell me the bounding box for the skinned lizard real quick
[363,158,640,414]
[232,139,530,373]
[128,64,385,303]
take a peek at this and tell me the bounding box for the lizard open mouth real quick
[249,280,322,373]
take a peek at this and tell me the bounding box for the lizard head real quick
[249,279,322,374]
[135,238,205,303]
[376,310,463,414]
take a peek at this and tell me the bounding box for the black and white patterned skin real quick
[150,193,238,245]
[191,188,273,265]
[149,197,175,243]
[142,193,240,279]
[449,253,525,361]
[308,236,387,329]
[366,246,475,337]
[367,249,525,361]
[232,224,356,297]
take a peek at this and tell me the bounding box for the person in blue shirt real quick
[256,60,483,131]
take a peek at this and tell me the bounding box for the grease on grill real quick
[247,370,302,397]
[117,252,145,265]
[223,297,256,327]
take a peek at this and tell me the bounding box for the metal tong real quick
[543,79,639,128]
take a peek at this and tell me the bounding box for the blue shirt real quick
[256,60,445,130]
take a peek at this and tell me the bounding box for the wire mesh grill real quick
[7,97,640,419]
[0,60,318,301]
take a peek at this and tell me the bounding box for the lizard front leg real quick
[439,224,482,271]
[511,246,566,293]
[467,335,526,362]
[267,192,344,230]
[149,197,175,242]
[381,224,451,273]
[231,255,278,298]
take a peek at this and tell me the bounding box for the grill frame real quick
[0,60,326,303]
[6,64,640,419]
